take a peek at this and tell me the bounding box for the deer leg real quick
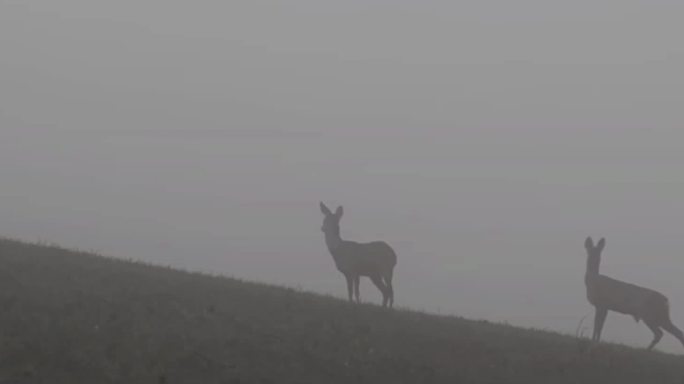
[344,274,354,303]
[353,276,360,303]
[661,320,684,348]
[369,274,388,307]
[593,307,608,342]
[644,318,664,350]
[382,272,394,308]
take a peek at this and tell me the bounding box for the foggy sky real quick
[2,1,684,352]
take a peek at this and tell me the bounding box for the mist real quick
[2,0,684,352]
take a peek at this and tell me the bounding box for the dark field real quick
[1,238,683,383]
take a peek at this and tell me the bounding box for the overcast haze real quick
[2,1,684,352]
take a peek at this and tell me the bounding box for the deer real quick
[584,236,684,350]
[319,202,397,308]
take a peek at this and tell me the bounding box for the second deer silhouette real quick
[584,236,684,350]
[320,202,397,307]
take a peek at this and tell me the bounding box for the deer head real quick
[584,236,605,276]
[320,202,343,237]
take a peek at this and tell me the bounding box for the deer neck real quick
[324,230,343,255]
[585,257,601,285]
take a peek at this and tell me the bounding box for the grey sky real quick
[2,1,684,352]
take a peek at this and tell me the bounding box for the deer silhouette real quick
[584,236,684,350]
[320,202,397,307]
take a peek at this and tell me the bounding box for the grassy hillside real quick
[0,238,683,384]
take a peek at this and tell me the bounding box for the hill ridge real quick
[1,237,683,384]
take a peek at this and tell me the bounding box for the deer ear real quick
[585,237,594,250]
[320,202,332,216]
[335,205,343,218]
[596,238,606,252]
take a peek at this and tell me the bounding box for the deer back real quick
[588,274,668,319]
[331,240,396,276]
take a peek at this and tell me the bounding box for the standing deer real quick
[319,202,397,307]
[584,236,684,350]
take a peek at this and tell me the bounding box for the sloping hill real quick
[0,238,683,384]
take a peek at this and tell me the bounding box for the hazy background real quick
[1,1,683,352]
